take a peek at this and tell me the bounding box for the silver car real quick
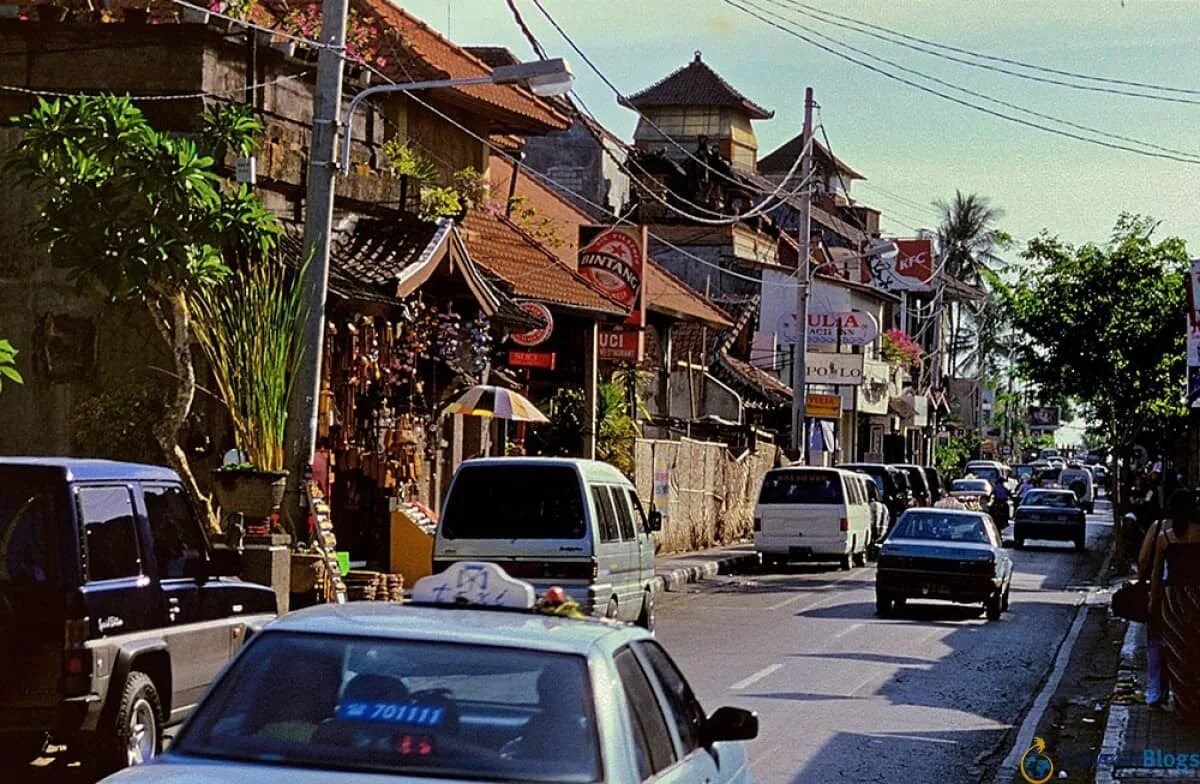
[101,562,757,784]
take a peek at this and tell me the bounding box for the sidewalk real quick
[653,542,758,592]
[1095,622,1200,783]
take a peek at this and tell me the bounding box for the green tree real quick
[0,338,22,392]
[935,191,1009,378]
[1001,214,1188,517]
[6,96,280,525]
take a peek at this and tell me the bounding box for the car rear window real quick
[1023,492,1075,508]
[175,632,602,783]
[441,466,586,540]
[891,512,990,543]
[953,480,990,492]
[0,472,61,585]
[759,471,844,505]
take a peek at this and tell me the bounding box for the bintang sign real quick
[579,225,647,362]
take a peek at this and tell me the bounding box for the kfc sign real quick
[864,237,934,292]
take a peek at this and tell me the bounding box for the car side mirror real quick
[647,507,663,533]
[703,706,758,744]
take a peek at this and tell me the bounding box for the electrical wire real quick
[720,0,1200,166]
[749,0,1200,161]
[856,182,941,219]
[0,71,309,102]
[774,0,1200,99]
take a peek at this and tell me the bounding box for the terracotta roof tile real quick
[460,209,626,317]
[490,163,731,327]
[759,135,865,180]
[626,52,772,120]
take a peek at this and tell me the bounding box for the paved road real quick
[656,509,1114,784]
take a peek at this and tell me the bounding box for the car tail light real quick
[840,517,849,532]
[753,517,762,532]
[63,617,92,694]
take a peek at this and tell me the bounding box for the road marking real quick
[764,570,863,611]
[864,732,959,745]
[830,622,863,641]
[730,663,784,691]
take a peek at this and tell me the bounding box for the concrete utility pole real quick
[282,0,350,532]
[790,87,815,457]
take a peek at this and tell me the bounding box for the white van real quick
[433,457,661,629]
[754,467,873,570]
[1059,466,1095,514]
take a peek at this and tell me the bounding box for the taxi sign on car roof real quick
[411,561,537,610]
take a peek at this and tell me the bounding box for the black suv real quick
[0,458,276,774]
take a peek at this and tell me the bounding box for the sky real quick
[399,0,1200,254]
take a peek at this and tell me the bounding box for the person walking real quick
[1138,509,1171,709]
[1148,489,1200,721]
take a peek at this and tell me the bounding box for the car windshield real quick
[952,480,989,492]
[1023,492,1076,508]
[441,465,587,539]
[968,467,1001,484]
[759,471,844,504]
[890,512,990,543]
[174,632,602,783]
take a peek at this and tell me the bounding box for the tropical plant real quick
[189,256,306,473]
[880,328,922,367]
[0,338,22,392]
[418,186,462,221]
[595,377,640,477]
[381,137,438,184]
[935,432,980,476]
[6,95,281,526]
[998,214,1188,529]
[935,191,1010,377]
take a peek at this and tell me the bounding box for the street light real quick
[338,58,574,173]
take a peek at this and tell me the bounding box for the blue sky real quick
[401,0,1200,256]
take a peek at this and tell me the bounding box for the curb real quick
[1094,622,1138,784]
[652,549,759,593]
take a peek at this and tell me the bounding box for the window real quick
[0,471,59,585]
[627,489,649,534]
[611,488,637,540]
[636,642,706,756]
[78,487,140,582]
[592,487,621,543]
[614,647,676,778]
[758,471,845,505]
[144,485,207,579]
[440,466,586,540]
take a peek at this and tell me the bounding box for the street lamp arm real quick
[339,76,498,173]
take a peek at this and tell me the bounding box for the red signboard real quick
[598,330,640,361]
[862,237,934,292]
[579,226,646,330]
[511,302,554,347]
[508,351,556,370]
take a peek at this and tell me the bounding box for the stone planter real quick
[211,468,287,520]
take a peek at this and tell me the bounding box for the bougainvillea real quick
[881,328,923,367]
[278,3,388,66]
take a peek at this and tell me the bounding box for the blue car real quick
[102,562,758,783]
[1014,489,1087,550]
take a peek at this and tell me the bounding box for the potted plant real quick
[190,252,306,523]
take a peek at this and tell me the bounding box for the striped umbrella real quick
[443,385,550,423]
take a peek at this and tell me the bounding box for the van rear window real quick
[441,466,587,540]
[758,472,844,505]
[0,473,59,585]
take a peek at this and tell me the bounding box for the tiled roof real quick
[759,136,865,180]
[490,163,731,327]
[460,209,627,317]
[626,52,773,120]
[356,0,569,134]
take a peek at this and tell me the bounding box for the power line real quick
[856,182,940,218]
[720,0,1200,166]
[777,0,1200,98]
[0,71,309,102]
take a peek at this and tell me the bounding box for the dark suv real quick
[0,458,276,774]
[837,463,911,525]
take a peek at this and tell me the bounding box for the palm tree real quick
[935,191,1006,378]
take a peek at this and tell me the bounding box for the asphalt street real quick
[656,509,1115,784]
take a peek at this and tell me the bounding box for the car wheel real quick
[104,671,162,772]
[604,597,619,620]
[636,590,655,632]
[1001,585,1011,612]
[840,552,853,571]
[985,592,1002,621]
[876,592,894,617]
[853,541,868,568]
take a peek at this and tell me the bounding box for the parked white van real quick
[433,457,661,629]
[754,467,873,570]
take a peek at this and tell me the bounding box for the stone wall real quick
[634,437,778,554]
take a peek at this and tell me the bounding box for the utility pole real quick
[282,0,350,532]
[790,87,814,458]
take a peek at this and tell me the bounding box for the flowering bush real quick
[881,328,922,367]
[278,3,388,66]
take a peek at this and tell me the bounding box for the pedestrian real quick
[1148,489,1200,721]
[1017,475,1034,502]
[1138,509,1171,709]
